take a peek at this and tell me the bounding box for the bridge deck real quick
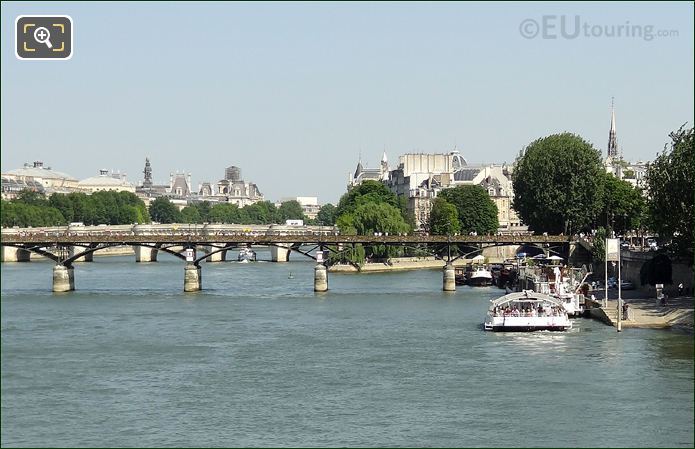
[1,233,572,245]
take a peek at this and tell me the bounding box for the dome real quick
[78,170,134,191]
[7,163,77,181]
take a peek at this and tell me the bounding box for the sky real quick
[1,1,693,204]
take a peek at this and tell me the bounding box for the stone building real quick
[3,161,79,194]
[348,152,390,188]
[197,165,264,207]
[350,150,521,231]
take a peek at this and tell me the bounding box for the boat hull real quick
[486,325,570,332]
[469,277,492,286]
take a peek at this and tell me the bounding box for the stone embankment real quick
[328,257,471,273]
[588,291,693,331]
[28,245,135,260]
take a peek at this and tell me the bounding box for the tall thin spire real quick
[607,97,618,158]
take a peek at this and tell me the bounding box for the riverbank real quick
[328,257,471,273]
[28,245,135,260]
[588,289,693,331]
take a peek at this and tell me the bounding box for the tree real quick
[428,197,461,235]
[645,125,694,259]
[149,197,182,223]
[350,202,410,236]
[209,203,242,223]
[244,201,278,224]
[598,172,646,235]
[512,133,604,234]
[15,189,48,207]
[439,185,498,234]
[316,203,337,226]
[181,206,202,223]
[336,180,403,217]
[277,200,305,222]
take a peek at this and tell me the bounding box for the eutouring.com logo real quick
[519,15,679,41]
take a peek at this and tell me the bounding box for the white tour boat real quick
[238,247,257,262]
[484,290,573,332]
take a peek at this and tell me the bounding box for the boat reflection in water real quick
[484,290,572,332]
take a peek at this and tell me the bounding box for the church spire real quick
[607,97,618,159]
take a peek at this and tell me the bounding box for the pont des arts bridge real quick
[0,224,581,293]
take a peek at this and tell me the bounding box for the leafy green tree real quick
[317,203,337,226]
[428,197,461,235]
[194,201,211,223]
[336,180,403,217]
[512,133,604,234]
[439,185,498,234]
[645,125,694,259]
[598,172,646,235]
[277,200,305,222]
[181,206,202,223]
[244,201,278,224]
[15,189,48,206]
[591,227,607,263]
[351,202,410,235]
[149,197,182,223]
[209,203,242,223]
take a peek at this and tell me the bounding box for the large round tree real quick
[512,133,604,234]
[438,185,498,234]
[428,197,461,235]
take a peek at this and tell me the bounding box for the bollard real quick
[184,263,202,292]
[52,265,75,292]
[443,263,456,292]
[314,264,328,292]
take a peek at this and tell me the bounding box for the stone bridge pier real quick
[443,263,456,291]
[314,263,328,292]
[270,244,292,262]
[69,246,93,262]
[134,244,158,262]
[205,244,228,262]
[184,263,202,292]
[1,246,31,262]
[53,265,75,292]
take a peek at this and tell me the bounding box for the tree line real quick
[511,127,693,260]
[148,198,338,226]
[1,190,149,227]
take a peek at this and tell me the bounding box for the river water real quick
[1,253,693,447]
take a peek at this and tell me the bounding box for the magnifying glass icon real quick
[33,27,53,49]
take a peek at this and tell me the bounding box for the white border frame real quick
[15,15,73,61]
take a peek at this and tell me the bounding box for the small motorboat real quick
[469,266,493,287]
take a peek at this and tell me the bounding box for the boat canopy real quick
[489,290,565,308]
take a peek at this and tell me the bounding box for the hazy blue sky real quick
[2,1,693,203]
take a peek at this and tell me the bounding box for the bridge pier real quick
[314,264,328,292]
[205,244,227,262]
[184,263,202,292]
[443,263,456,291]
[53,265,75,292]
[1,246,31,262]
[134,244,158,262]
[270,244,292,262]
[69,246,93,262]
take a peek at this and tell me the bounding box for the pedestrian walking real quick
[678,282,684,296]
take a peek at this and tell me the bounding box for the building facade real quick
[197,165,264,207]
[349,150,521,231]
